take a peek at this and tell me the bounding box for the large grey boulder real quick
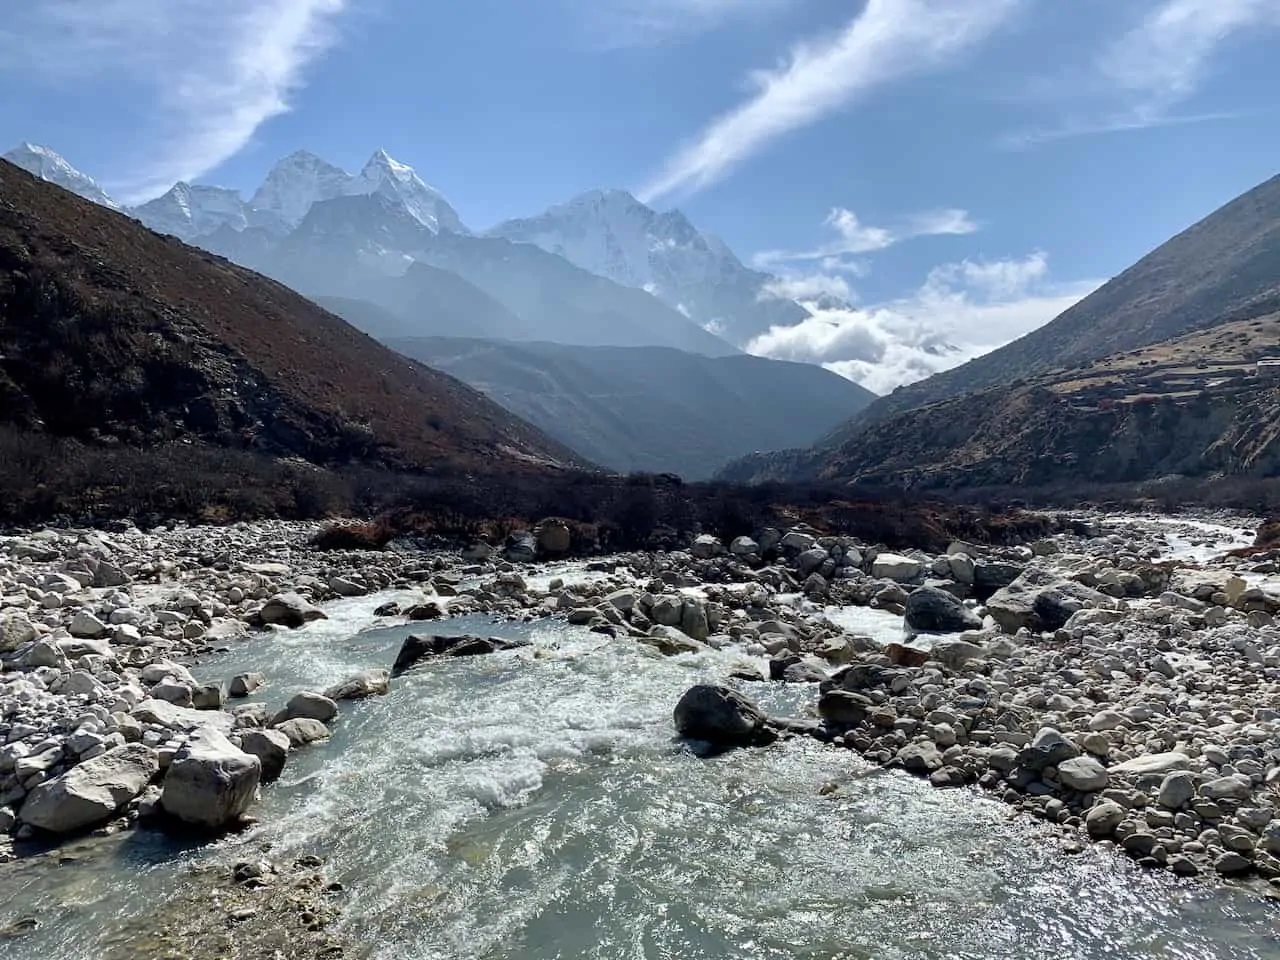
[259,593,327,628]
[673,684,777,748]
[132,699,235,735]
[870,553,923,582]
[237,729,290,783]
[19,744,157,834]
[391,634,524,677]
[273,717,332,747]
[276,691,338,724]
[903,586,982,635]
[985,569,1108,633]
[1016,727,1080,772]
[0,612,38,652]
[1056,756,1109,792]
[159,728,260,829]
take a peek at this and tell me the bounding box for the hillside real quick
[0,160,583,475]
[726,311,1280,490]
[842,172,1280,435]
[385,337,876,479]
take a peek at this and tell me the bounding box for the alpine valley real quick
[3,143,861,477]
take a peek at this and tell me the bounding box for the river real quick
[4,574,1279,959]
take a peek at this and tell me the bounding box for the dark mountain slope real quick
[386,337,875,478]
[730,310,1280,490]
[0,160,583,473]
[847,173,1280,434]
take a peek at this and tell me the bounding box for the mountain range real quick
[1,142,816,356]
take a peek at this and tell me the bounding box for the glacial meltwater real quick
[3,587,1279,959]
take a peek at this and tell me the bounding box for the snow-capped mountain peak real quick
[132,181,251,241]
[2,142,120,209]
[353,148,467,234]
[249,150,353,229]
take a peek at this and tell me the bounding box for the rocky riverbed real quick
[2,512,1280,954]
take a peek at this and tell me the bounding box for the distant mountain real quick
[840,171,1280,438]
[2,142,120,209]
[489,188,809,342]
[133,182,255,241]
[387,336,876,479]
[4,143,800,357]
[264,193,720,350]
[0,159,582,473]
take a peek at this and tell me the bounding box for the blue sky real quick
[3,0,1279,391]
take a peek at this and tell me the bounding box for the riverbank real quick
[2,511,1280,955]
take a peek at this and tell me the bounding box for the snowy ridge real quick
[2,142,120,209]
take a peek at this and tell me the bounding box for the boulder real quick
[898,742,944,774]
[277,691,338,724]
[160,728,260,830]
[1158,771,1198,809]
[328,576,366,598]
[191,682,226,711]
[132,699,235,735]
[903,586,982,635]
[1085,800,1126,838]
[985,569,1108,633]
[502,531,537,563]
[1016,727,1080,772]
[0,612,38,652]
[870,554,923,582]
[18,744,157,834]
[818,690,872,727]
[237,729,290,783]
[689,534,724,559]
[679,598,710,642]
[68,611,109,639]
[536,520,572,556]
[672,685,777,748]
[638,625,707,656]
[461,542,493,562]
[259,593,327,628]
[1110,752,1191,776]
[404,600,446,621]
[928,637,987,671]
[1200,776,1252,803]
[391,634,521,677]
[273,717,332,747]
[229,672,266,698]
[1056,756,1109,792]
[323,669,390,701]
[729,536,759,556]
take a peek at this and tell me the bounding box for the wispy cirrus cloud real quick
[0,0,351,201]
[636,0,1021,203]
[747,252,1101,394]
[576,0,797,48]
[1009,0,1280,146]
[753,206,977,268]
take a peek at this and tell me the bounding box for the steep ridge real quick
[386,337,875,479]
[842,172,1280,435]
[730,310,1280,490]
[0,160,583,473]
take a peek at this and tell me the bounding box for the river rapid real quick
[6,563,1280,960]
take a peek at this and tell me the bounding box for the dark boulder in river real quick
[673,684,778,749]
[391,634,528,677]
[903,585,982,636]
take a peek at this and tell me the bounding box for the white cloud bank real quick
[748,252,1102,395]
[638,0,1020,201]
[1,0,350,201]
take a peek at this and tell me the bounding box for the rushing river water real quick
[4,560,1280,958]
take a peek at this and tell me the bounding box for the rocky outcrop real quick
[985,569,1109,633]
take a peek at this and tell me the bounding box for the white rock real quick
[18,744,157,834]
[159,728,260,829]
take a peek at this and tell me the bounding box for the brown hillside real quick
[802,311,1280,490]
[0,160,583,472]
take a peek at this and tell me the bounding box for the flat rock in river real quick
[19,744,158,834]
